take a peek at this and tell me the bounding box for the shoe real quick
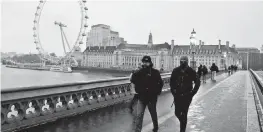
[152,127,158,132]
[129,105,133,113]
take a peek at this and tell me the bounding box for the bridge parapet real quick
[249,69,263,131]
[1,73,171,132]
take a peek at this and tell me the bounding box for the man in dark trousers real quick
[202,65,208,83]
[130,55,164,132]
[210,63,219,81]
[129,64,142,112]
[197,64,203,78]
[170,56,201,132]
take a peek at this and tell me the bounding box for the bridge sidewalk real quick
[140,72,230,131]
[142,71,258,132]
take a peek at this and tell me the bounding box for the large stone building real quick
[236,47,263,70]
[83,29,241,72]
[86,24,126,48]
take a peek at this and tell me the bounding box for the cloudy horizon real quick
[1,0,263,55]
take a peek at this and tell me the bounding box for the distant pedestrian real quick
[210,63,219,81]
[130,56,163,132]
[228,66,231,76]
[170,56,201,132]
[231,65,234,74]
[202,65,208,83]
[234,65,237,72]
[197,64,203,78]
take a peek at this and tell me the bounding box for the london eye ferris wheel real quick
[32,0,88,66]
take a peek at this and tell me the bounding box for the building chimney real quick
[232,44,236,49]
[199,40,202,49]
[202,41,204,45]
[171,39,174,52]
[218,39,221,49]
[226,41,229,49]
[171,39,174,48]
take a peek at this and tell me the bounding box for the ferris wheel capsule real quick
[85,16,89,19]
[84,7,88,10]
[33,34,37,37]
[82,0,86,3]
[40,0,43,3]
[82,33,86,36]
[79,41,83,44]
[34,41,38,43]
[84,24,88,27]
[33,20,37,23]
[35,13,39,16]
[37,6,41,9]
[33,27,36,30]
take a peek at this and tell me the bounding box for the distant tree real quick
[50,53,57,57]
[11,54,40,63]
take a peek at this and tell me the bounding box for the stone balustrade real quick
[249,69,263,131]
[1,73,171,132]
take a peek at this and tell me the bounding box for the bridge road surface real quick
[153,71,250,132]
[24,72,230,132]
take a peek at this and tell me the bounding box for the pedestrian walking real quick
[210,63,219,81]
[197,64,203,78]
[170,56,201,132]
[231,65,234,74]
[129,64,142,112]
[228,66,231,76]
[130,55,164,132]
[202,65,208,83]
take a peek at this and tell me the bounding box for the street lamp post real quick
[192,51,196,70]
[247,52,249,70]
[190,29,197,70]
[222,52,227,71]
[161,60,164,72]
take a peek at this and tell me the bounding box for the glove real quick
[190,90,197,96]
[171,89,176,96]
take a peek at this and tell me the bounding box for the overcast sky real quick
[1,0,263,56]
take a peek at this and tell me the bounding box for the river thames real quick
[1,66,129,89]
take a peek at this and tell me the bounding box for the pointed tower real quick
[148,32,153,47]
[190,28,196,49]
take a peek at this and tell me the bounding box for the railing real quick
[249,69,263,131]
[1,73,171,132]
[250,69,263,94]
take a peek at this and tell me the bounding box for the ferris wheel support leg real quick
[61,28,71,51]
[60,26,67,55]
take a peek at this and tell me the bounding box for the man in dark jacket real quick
[170,56,200,132]
[197,64,203,78]
[210,63,219,81]
[131,55,164,132]
[129,64,142,112]
[228,66,231,75]
[202,65,208,83]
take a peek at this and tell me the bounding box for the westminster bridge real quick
[1,70,263,132]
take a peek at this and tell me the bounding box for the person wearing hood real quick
[170,56,201,132]
[130,55,164,132]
